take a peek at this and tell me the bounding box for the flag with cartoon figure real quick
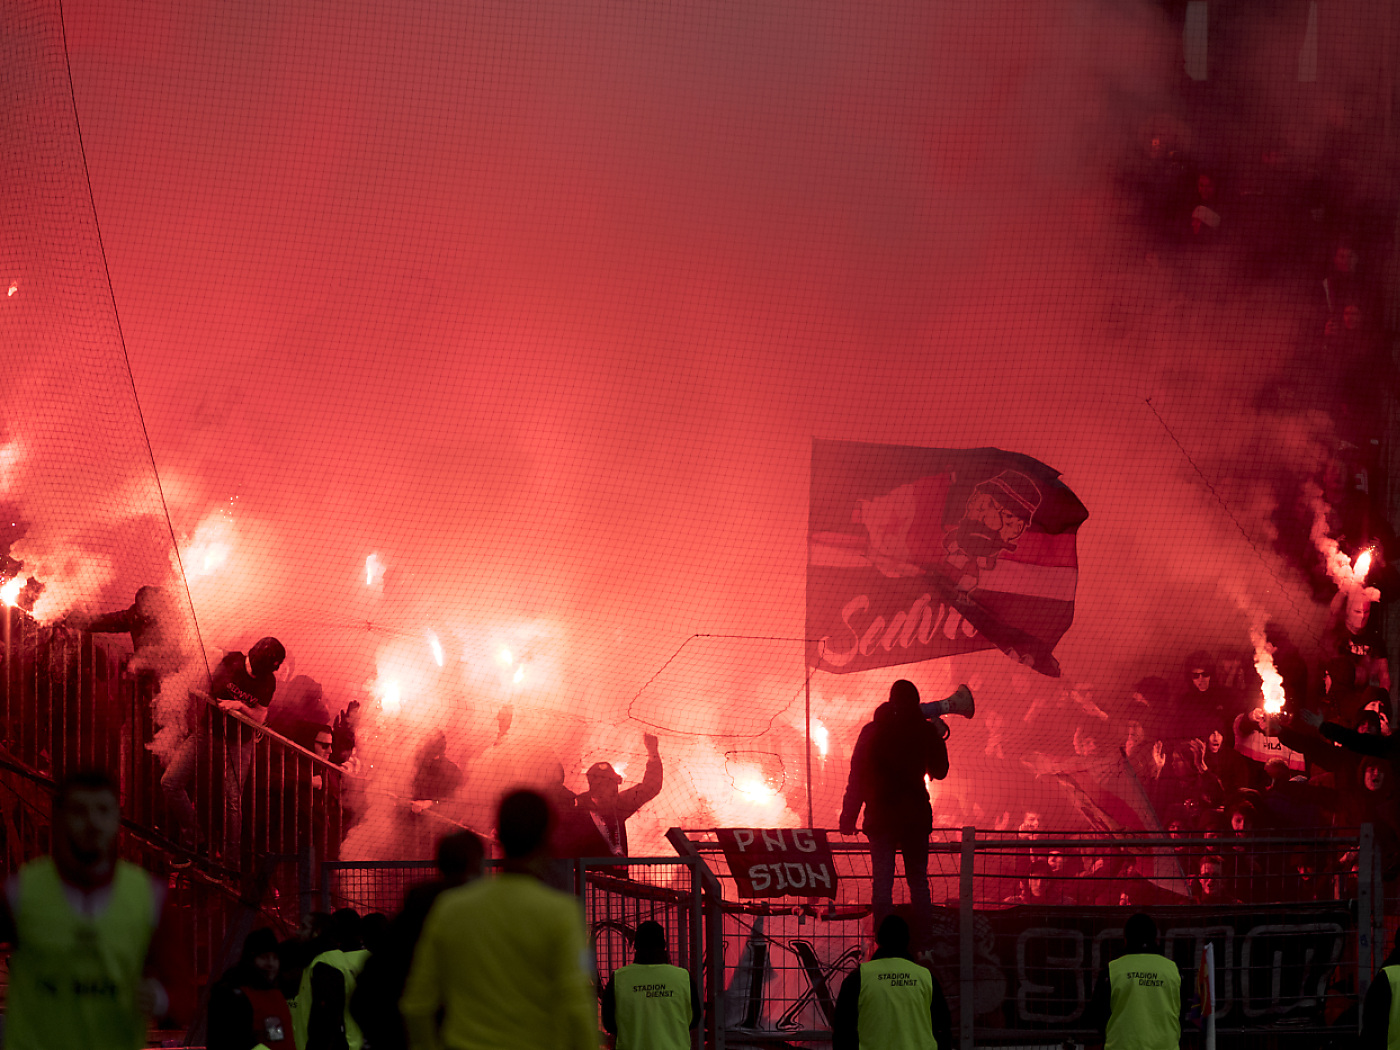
[807,441,1088,676]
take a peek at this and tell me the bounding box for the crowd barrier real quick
[0,606,350,888]
[670,826,1383,1049]
[324,856,708,1049]
[0,608,1390,1047]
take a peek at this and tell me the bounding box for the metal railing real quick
[670,826,1381,1049]
[322,857,708,1049]
[0,607,353,890]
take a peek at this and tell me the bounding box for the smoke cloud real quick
[1,0,1393,850]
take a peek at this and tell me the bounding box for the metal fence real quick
[323,857,708,1048]
[0,606,352,888]
[671,826,1382,1049]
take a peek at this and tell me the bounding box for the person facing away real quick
[832,914,952,1050]
[1087,912,1182,1050]
[601,920,699,1050]
[352,830,486,1050]
[207,927,294,1050]
[303,907,370,1050]
[400,789,597,1050]
[1360,926,1400,1048]
[839,680,949,929]
[0,769,186,1050]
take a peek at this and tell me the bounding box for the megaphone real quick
[921,684,975,721]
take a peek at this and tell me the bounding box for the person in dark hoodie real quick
[350,830,485,1050]
[839,680,949,933]
[207,928,294,1050]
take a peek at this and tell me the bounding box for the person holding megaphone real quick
[840,679,975,936]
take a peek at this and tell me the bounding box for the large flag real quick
[807,441,1087,677]
[1027,748,1190,898]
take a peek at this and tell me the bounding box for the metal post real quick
[709,889,725,1050]
[960,826,975,1050]
[1360,822,1375,1018]
[692,861,703,1050]
[804,669,813,829]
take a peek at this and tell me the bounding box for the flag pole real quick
[805,665,814,828]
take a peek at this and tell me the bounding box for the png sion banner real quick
[807,441,1088,677]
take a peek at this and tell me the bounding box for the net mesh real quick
[0,0,1397,864]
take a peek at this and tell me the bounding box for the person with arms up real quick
[839,680,951,933]
[572,732,663,860]
[400,789,597,1050]
[1087,912,1182,1050]
[0,769,187,1049]
[601,920,699,1050]
[833,914,951,1050]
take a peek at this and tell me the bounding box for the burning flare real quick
[1251,624,1285,715]
[365,553,386,587]
[811,718,829,759]
[0,577,21,607]
[426,629,444,667]
[381,679,402,715]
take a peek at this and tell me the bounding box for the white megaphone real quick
[920,684,975,721]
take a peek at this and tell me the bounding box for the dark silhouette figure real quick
[839,680,949,933]
[833,914,951,1050]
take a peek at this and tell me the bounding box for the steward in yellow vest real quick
[305,908,371,1050]
[1359,929,1400,1049]
[1088,912,1183,1050]
[602,920,698,1050]
[1,770,181,1050]
[833,914,952,1050]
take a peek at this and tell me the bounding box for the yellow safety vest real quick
[612,962,692,1050]
[1383,965,1400,1050]
[299,947,369,1050]
[6,857,156,1050]
[856,957,937,1050]
[1107,952,1181,1050]
[285,981,310,1050]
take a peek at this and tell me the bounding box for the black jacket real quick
[840,701,949,836]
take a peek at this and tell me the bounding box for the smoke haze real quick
[1,0,1394,848]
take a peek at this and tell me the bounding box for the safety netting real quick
[1,0,1397,864]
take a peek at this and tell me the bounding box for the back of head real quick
[437,829,486,884]
[875,914,911,956]
[888,679,921,710]
[633,920,669,964]
[498,789,552,860]
[330,907,363,951]
[1124,912,1157,953]
[361,912,390,954]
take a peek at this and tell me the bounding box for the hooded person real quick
[161,636,286,858]
[839,680,949,936]
[1177,651,1240,744]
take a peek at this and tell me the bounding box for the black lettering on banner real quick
[775,939,861,1031]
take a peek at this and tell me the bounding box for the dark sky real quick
[2,0,1388,844]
